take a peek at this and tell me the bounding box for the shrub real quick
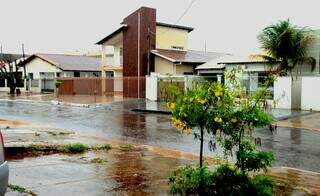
[169,164,276,196]
[54,80,62,88]
[169,165,214,195]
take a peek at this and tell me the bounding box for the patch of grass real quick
[90,144,112,151]
[8,184,37,195]
[47,131,74,136]
[59,143,89,153]
[47,131,58,136]
[28,144,58,152]
[119,144,136,151]
[14,143,110,158]
[90,157,107,164]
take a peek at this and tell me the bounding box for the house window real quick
[0,79,5,87]
[93,72,101,77]
[105,71,114,77]
[74,71,80,77]
[120,48,123,66]
[56,72,60,78]
[171,46,184,50]
[28,73,34,80]
[258,73,273,87]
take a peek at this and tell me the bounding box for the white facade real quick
[25,57,62,79]
[274,77,292,109]
[301,77,320,111]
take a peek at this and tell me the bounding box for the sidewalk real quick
[277,112,320,132]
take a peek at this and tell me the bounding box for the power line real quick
[147,0,197,72]
[174,0,197,25]
[150,0,197,37]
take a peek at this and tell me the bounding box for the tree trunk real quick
[199,125,204,195]
[199,125,204,167]
[9,85,16,95]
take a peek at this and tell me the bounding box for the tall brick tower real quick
[122,7,156,98]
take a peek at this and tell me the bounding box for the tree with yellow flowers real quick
[168,69,277,195]
[168,82,233,167]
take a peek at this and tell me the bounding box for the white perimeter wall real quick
[146,76,158,101]
[301,77,320,111]
[274,77,291,109]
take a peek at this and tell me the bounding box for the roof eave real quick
[95,25,127,45]
[156,22,194,32]
[151,51,177,62]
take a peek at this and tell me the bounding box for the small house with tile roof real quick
[16,54,101,92]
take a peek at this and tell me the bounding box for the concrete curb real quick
[275,111,319,121]
[131,108,171,114]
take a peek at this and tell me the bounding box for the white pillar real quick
[24,79,27,91]
[114,46,121,66]
[101,45,107,94]
[39,79,42,93]
[217,75,222,83]
[101,45,107,77]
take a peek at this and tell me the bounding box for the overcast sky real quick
[1,0,319,55]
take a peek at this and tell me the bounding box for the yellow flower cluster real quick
[172,117,191,135]
[214,84,223,97]
[196,97,208,105]
[183,127,191,135]
[214,117,223,123]
[167,102,176,110]
[171,117,185,129]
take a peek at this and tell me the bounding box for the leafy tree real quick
[168,69,276,195]
[0,54,24,94]
[168,81,232,168]
[255,19,316,75]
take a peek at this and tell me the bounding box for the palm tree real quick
[255,19,316,75]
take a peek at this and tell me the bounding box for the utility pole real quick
[204,40,207,52]
[0,45,3,59]
[22,44,28,91]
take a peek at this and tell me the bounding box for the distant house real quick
[96,6,228,97]
[196,55,272,92]
[20,53,101,79]
[151,49,227,75]
[196,30,320,110]
[197,29,320,77]
[15,54,101,92]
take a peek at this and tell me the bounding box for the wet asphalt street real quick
[0,100,319,172]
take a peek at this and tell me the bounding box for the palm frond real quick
[295,57,316,71]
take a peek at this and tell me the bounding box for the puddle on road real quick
[269,167,320,195]
[0,119,31,128]
[277,113,320,132]
[8,148,191,195]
